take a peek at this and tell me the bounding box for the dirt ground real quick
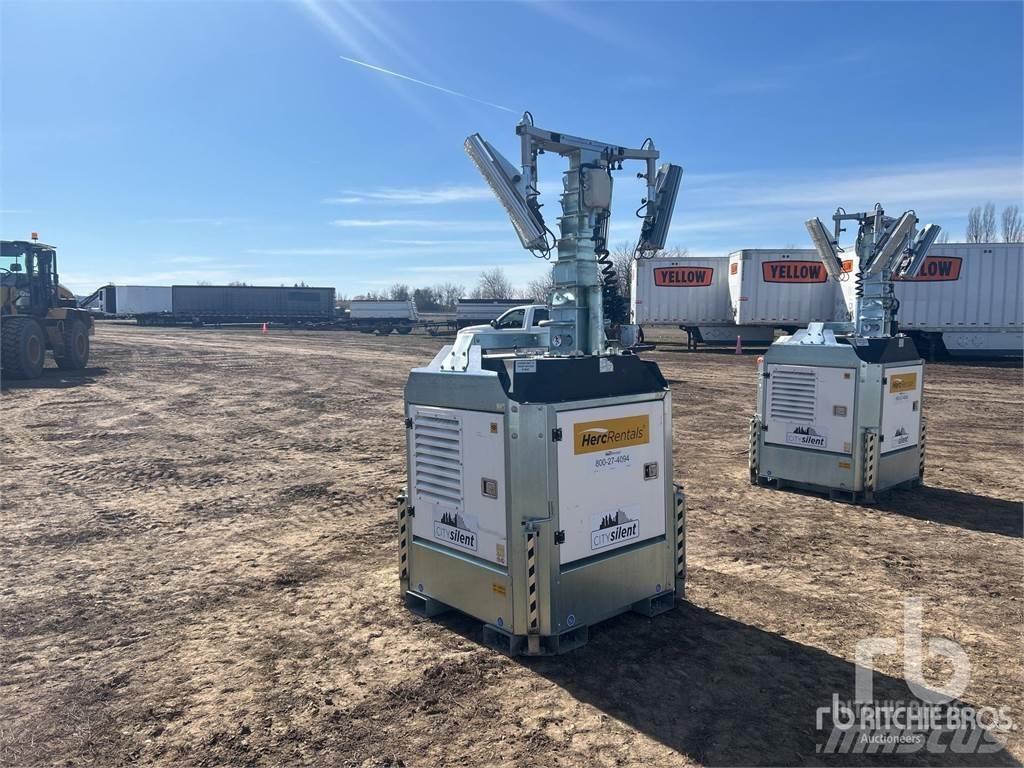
[1,323,1021,767]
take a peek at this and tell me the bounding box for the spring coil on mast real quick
[593,212,628,325]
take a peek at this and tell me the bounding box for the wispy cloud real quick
[324,184,492,205]
[138,216,249,226]
[330,218,509,231]
[338,55,517,113]
[709,159,1024,211]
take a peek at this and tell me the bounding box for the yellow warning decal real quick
[574,415,649,455]
[889,372,918,394]
[492,583,506,596]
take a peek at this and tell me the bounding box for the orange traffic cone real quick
[261,322,268,335]
[734,335,743,355]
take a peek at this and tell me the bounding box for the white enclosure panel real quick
[730,250,843,325]
[764,364,856,454]
[880,365,922,455]
[409,406,508,566]
[555,401,666,565]
[631,256,733,325]
[893,244,1023,330]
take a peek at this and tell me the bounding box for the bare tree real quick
[526,268,554,303]
[981,203,997,242]
[969,202,998,242]
[937,230,951,244]
[610,241,636,305]
[1002,205,1023,243]
[472,267,513,299]
[966,207,981,242]
[388,283,411,301]
[437,281,465,310]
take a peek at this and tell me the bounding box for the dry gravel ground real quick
[1,322,1021,767]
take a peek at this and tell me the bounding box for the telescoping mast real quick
[399,113,684,654]
[749,205,941,503]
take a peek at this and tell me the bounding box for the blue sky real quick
[2,1,1022,296]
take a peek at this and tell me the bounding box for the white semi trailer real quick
[728,249,843,331]
[82,285,173,317]
[631,256,774,345]
[886,244,1020,359]
[345,299,418,334]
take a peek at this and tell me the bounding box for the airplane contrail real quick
[339,55,517,114]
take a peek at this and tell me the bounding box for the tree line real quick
[965,203,1022,243]
[349,241,686,313]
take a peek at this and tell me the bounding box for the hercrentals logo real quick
[591,506,640,551]
[889,372,918,394]
[900,256,962,282]
[654,266,714,287]
[762,260,827,283]
[574,415,649,455]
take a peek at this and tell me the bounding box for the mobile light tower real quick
[749,205,941,502]
[399,113,683,654]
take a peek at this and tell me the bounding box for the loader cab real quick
[1,240,61,316]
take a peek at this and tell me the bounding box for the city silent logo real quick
[786,424,827,448]
[574,415,650,455]
[591,506,640,551]
[761,260,827,283]
[433,509,477,552]
[653,266,714,287]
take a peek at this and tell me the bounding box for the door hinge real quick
[882,377,888,385]
[551,427,563,442]
[762,371,771,379]
[407,505,415,517]
[553,530,565,545]
[404,417,413,429]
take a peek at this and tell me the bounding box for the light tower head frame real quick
[466,112,682,357]
[805,205,941,338]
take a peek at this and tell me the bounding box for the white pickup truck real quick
[458,304,550,351]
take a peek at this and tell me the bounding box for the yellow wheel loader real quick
[1,238,94,380]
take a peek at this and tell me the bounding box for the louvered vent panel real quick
[769,368,816,422]
[413,410,463,509]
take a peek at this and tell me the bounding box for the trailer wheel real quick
[376,326,394,336]
[55,319,90,370]
[397,326,412,335]
[1,316,46,379]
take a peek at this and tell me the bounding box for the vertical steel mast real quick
[466,113,682,357]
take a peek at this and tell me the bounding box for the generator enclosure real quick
[728,249,843,328]
[631,255,774,344]
[749,331,925,502]
[401,350,684,654]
